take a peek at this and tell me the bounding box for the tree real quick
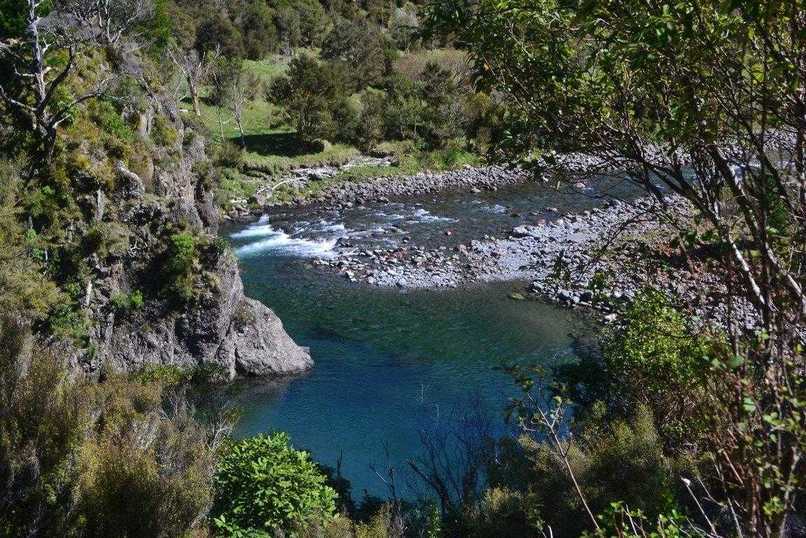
[389,3,419,51]
[321,17,390,90]
[289,0,329,48]
[240,0,277,60]
[269,54,346,143]
[211,59,259,148]
[273,5,301,53]
[194,13,243,59]
[419,61,465,147]
[0,0,111,161]
[57,0,154,48]
[429,0,804,343]
[168,44,219,116]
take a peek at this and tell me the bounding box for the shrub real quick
[212,433,337,535]
[88,99,134,141]
[109,290,144,314]
[164,232,198,302]
[603,289,711,444]
[76,376,218,537]
[214,141,245,169]
[512,404,676,537]
[82,222,130,259]
[0,334,219,537]
[151,116,179,148]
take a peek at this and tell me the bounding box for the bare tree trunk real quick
[235,110,246,149]
[188,76,201,116]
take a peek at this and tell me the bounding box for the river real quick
[223,177,634,499]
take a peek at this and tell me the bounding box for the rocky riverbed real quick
[303,164,531,209]
[228,159,759,330]
[226,162,541,221]
[311,193,758,330]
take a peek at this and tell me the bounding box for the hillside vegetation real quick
[0,0,803,537]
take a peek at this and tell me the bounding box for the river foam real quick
[233,224,338,258]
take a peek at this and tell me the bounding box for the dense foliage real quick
[0,0,803,536]
[212,433,337,535]
[422,1,805,535]
[0,323,222,537]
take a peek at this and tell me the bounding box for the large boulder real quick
[93,251,311,381]
[217,298,312,377]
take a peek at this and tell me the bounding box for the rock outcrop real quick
[219,297,313,377]
[90,251,311,380]
[74,93,311,380]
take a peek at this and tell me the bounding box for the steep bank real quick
[69,98,311,380]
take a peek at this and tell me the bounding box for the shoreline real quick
[225,162,541,221]
[319,191,757,330]
[228,163,758,330]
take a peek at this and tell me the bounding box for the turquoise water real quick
[225,180,610,499]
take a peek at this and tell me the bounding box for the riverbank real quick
[311,190,757,330]
[228,161,758,330]
[224,161,531,220]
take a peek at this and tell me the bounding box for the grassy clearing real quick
[194,53,362,182]
[191,53,483,209]
[215,168,262,208]
[241,137,361,175]
[193,54,291,143]
[394,48,470,80]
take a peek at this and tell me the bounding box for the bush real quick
[603,289,711,444]
[164,232,198,302]
[212,433,337,535]
[0,333,219,537]
[214,141,245,169]
[510,404,675,537]
[151,116,179,148]
[109,290,144,314]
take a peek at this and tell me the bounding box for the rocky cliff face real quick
[87,249,311,380]
[75,98,311,380]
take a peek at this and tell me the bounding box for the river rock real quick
[218,298,312,377]
[511,225,542,238]
[97,252,311,380]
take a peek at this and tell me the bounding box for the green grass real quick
[215,168,261,208]
[195,95,287,143]
[187,52,483,208]
[191,52,364,184]
[242,141,360,176]
[269,144,482,203]
[338,144,480,180]
[191,54,292,143]
[242,56,288,84]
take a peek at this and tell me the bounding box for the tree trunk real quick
[188,76,201,116]
[235,108,246,149]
